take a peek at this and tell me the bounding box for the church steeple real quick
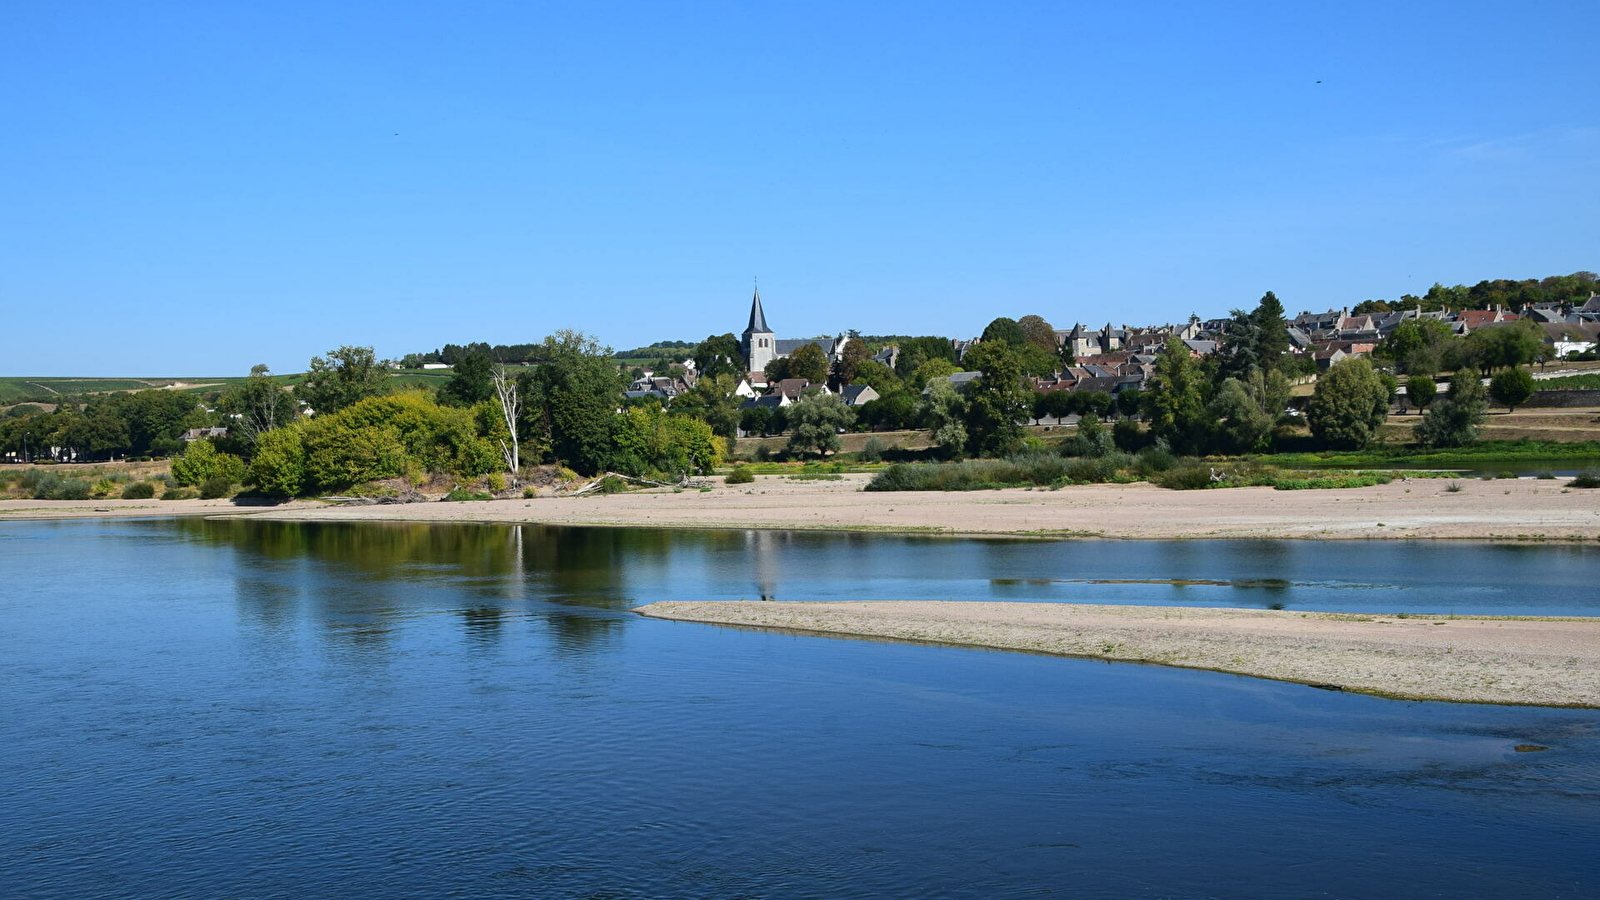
[741,285,776,375]
[746,287,771,334]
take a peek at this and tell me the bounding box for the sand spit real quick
[634,600,1600,708]
[229,476,1600,542]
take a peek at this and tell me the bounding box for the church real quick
[739,287,850,380]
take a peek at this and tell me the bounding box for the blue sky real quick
[4,1,1596,375]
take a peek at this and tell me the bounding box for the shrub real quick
[725,466,756,484]
[1569,471,1600,489]
[250,426,307,496]
[1060,415,1115,458]
[161,485,199,500]
[171,440,247,487]
[1112,419,1149,452]
[859,436,886,462]
[121,481,157,499]
[199,475,236,500]
[441,487,494,501]
[485,472,507,493]
[1134,443,1178,476]
[1152,462,1216,491]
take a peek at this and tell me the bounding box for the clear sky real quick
[4,0,1596,375]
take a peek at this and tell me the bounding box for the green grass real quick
[1267,440,1600,469]
[1535,374,1600,390]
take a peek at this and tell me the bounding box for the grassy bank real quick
[1268,439,1600,469]
[862,450,1437,492]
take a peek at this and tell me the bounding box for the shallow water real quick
[2,519,1597,898]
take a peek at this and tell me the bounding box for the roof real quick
[745,287,771,334]
[738,395,789,410]
[839,384,879,404]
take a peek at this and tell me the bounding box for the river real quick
[2,519,1596,898]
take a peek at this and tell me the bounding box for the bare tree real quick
[492,364,521,475]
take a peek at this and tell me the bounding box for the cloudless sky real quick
[3,1,1596,375]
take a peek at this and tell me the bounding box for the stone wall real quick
[1522,389,1600,408]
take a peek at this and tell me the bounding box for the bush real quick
[121,481,157,499]
[1134,443,1178,476]
[199,475,236,500]
[1060,415,1115,458]
[1569,471,1600,489]
[485,472,507,493]
[859,436,886,462]
[161,485,199,500]
[1152,462,1216,491]
[1112,419,1149,452]
[441,488,493,501]
[725,466,755,484]
[171,440,247,487]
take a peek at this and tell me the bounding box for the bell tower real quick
[741,286,776,374]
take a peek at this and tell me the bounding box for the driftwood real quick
[568,472,698,496]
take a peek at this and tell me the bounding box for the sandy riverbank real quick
[3,475,1598,541]
[635,599,1600,707]
[230,474,1598,541]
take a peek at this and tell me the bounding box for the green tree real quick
[249,426,307,496]
[529,330,623,475]
[670,374,742,441]
[1142,337,1211,454]
[219,365,298,449]
[692,333,746,381]
[1465,321,1544,374]
[960,341,1029,457]
[1206,368,1288,454]
[1488,367,1535,412]
[1115,388,1143,419]
[786,391,855,457]
[1406,376,1437,415]
[1251,291,1289,369]
[980,317,1027,347]
[171,440,247,487]
[1415,371,1487,447]
[1306,357,1390,450]
[923,378,967,458]
[1376,319,1457,375]
[297,345,391,415]
[785,343,831,384]
[740,405,776,437]
[910,357,959,389]
[440,350,495,407]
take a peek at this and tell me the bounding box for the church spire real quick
[746,286,771,334]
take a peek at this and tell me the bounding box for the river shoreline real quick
[634,599,1600,708]
[4,474,1593,542]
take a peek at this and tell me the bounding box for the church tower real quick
[741,287,776,374]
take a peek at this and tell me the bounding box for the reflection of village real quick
[620,288,1600,420]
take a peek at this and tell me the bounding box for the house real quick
[181,427,228,442]
[1313,348,1347,371]
[1456,309,1519,332]
[838,384,880,406]
[772,379,828,402]
[922,371,983,396]
[733,379,759,399]
[421,362,451,370]
[737,394,791,411]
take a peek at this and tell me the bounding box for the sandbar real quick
[634,599,1600,707]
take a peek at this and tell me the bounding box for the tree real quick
[219,365,297,449]
[1488,367,1535,412]
[1207,370,1286,454]
[1406,376,1437,415]
[740,405,776,437]
[1017,315,1058,352]
[1033,390,1076,425]
[980,317,1027,347]
[1376,319,1456,375]
[1306,357,1390,450]
[960,341,1029,457]
[833,339,872,386]
[923,378,967,458]
[440,350,495,407]
[910,357,959,389]
[249,426,307,496]
[171,440,247,487]
[671,374,742,441]
[786,391,855,457]
[858,390,919,431]
[692,333,746,381]
[1143,337,1210,454]
[1465,321,1544,374]
[785,343,831,384]
[490,364,521,473]
[1115,388,1143,419]
[1415,371,1487,447]
[1251,291,1290,369]
[529,330,623,475]
[297,346,390,415]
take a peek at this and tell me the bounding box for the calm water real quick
[2,520,1597,899]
